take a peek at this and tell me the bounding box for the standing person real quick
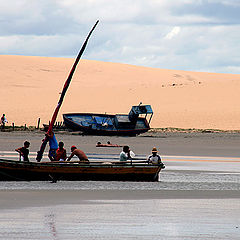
[148,147,165,168]
[66,146,89,162]
[56,141,67,161]
[1,114,8,129]
[46,131,58,161]
[15,141,30,162]
[120,145,131,162]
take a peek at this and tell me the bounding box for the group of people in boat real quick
[45,131,89,162]
[16,140,89,163]
[15,131,89,163]
[15,131,165,168]
[119,145,165,167]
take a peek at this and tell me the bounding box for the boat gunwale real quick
[0,158,161,168]
[0,159,161,181]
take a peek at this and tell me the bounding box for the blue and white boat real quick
[63,104,153,136]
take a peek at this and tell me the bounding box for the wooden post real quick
[24,124,27,130]
[12,123,15,131]
[37,118,40,129]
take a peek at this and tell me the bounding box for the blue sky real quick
[0,0,240,73]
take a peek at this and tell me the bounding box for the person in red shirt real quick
[56,141,67,161]
[66,145,89,163]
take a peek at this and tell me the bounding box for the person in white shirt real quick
[120,146,131,162]
[148,147,165,168]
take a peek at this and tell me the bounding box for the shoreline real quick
[2,126,240,134]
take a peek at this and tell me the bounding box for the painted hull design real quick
[0,159,161,182]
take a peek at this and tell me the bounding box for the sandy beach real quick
[1,55,240,130]
[0,131,239,239]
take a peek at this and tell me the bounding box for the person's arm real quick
[66,151,74,161]
[15,147,22,155]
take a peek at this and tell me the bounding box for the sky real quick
[0,0,240,74]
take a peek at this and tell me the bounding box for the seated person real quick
[66,145,89,163]
[56,141,67,161]
[148,147,165,168]
[120,145,131,162]
[15,141,30,162]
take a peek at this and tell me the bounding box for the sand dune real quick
[0,55,240,130]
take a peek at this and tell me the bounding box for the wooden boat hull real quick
[0,159,161,182]
[63,113,150,136]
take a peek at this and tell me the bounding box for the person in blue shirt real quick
[46,131,58,161]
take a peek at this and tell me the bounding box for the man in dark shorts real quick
[15,141,30,162]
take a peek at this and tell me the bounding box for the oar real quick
[36,20,99,162]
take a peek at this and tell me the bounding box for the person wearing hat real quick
[148,147,165,167]
[66,145,89,162]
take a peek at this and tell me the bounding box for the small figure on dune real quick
[15,141,30,162]
[66,145,89,163]
[1,114,8,129]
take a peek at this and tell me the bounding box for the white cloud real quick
[0,0,240,73]
[165,27,181,40]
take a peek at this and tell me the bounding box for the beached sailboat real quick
[63,104,153,136]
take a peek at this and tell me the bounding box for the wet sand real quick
[0,189,240,210]
[0,131,239,239]
[0,197,239,240]
[0,130,240,157]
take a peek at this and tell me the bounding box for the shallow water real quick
[0,152,240,191]
[0,169,240,191]
[0,199,239,240]
[0,151,240,239]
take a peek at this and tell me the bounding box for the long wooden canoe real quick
[0,159,162,182]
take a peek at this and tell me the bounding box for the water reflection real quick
[45,213,58,240]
